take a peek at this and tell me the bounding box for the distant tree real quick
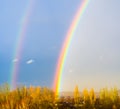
[74,85,80,106]
[83,88,91,108]
[89,88,96,105]
[110,87,119,103]
[83,88,89,101]
[100,87,113,108]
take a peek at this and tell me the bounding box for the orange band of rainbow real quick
[10,0,34,90]
[53,0,90,96]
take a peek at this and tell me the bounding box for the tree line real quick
[0,83,120,109]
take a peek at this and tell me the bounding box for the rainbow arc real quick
[53,0,90,96]
[10,0,34,90]
[10,0,90,92]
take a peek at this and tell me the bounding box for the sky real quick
[0,0,120,91]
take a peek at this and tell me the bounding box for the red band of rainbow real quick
[10,0,34,90]
[53,0,90,96]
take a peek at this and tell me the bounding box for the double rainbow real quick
[10,0,34,90]
[53,0,89,95]
[10,0,89,93]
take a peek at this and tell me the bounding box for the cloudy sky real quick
[0,0,120,91]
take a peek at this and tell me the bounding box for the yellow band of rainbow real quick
[53,0,90,96]
[10,0,34,90]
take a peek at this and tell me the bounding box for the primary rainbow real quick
[10,0,34,90]
[53,0,90,95]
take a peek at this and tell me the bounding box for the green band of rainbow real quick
[10,0,34,90]
[53,0,90,95]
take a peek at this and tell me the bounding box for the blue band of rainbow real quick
[10,0,34,90]
[53,0,90,95]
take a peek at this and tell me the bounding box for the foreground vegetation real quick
[0,84,120,109]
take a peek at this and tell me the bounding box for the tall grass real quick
[0,83,120,109]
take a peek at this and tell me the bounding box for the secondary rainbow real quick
[53,0,90,95]
[10,0,34,90]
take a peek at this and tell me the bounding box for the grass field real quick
[0,83,120,109]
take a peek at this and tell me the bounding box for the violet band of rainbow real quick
[53,0,90,96]
[10,0,34,90]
